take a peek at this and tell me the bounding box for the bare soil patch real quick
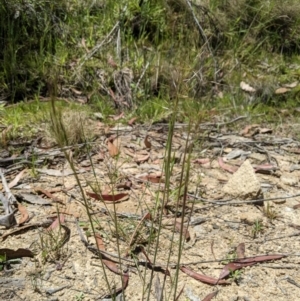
[1,118,300,301]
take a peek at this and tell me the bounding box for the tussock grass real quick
[1,0,300,115]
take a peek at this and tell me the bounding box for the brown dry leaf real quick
[284,81,298,88]
[275,87,290,94]
[240,254,286,263]
[219,254,286,279]
[95,233,120,273]
[112,112,124,121]
[8,169,26,189]
[107,140,119,157]
[17,202,29,225]
[202,291,218,301]
[144,135,152,149]
[193,158,210,164]
[0,248,34,260]
[128,117,138,125]
[259,128,272,134]
[240,124,260,136]
[236,243,245,259]
[174,285,185,301]
[240,81,256,93]
[35,188,64,204]
[180,266,229,285]
[253,163,278,173]
[47,214,65,231]
[218,261,255,279]
[135,153,150,163]
[139,173,163,184]
[218,157,238,174]
[87,191,129,203]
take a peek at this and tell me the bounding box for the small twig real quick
[203,115,248,128]
[286,277,300,288]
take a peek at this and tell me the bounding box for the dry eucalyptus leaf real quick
[284,81,298,88]
[17,202,29,225]
[240,81,256,93]
[87,191,129,203]
[128,117,138,125]
[8,169,26,189]
[107,140,119,157]
[275,87,290,94]
[144,135,152,149]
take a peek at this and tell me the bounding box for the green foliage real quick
[251,220,264,238]
[0,254,6,271]
[1,0,300,110]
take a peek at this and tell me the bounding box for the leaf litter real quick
[1,117,300,300]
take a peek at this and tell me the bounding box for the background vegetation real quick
[1,0,300,119]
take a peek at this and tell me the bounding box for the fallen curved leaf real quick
[128,117,138,125]
[203,290,218,301]
[219,254,286,279]
[144,135,152,149]
[275,87,290,94]
[240,124,260,136]
[180,266,229,285]
[135,153,150,163]
[139,173,163,184]
[17,202,29,225]
[95,233,121,274]
[239,254,285,263]
[253,163,278,173]
[35,188,64,204]
[87,191,129,203]
[47,214,65,231]
[240,81,256,93]
[8,169,26,189]
[218,261,255,279]
[218,157,238,174]
[193,158,210,165]
[107,140,119,157]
